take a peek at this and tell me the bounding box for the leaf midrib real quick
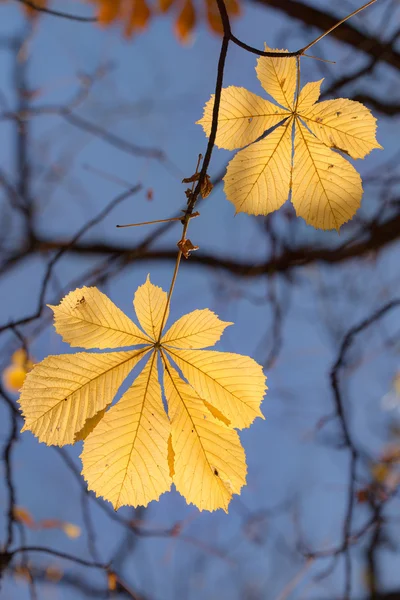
[163,357,230,507]
[116,350,158,508]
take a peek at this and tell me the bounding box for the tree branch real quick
[33,210,400,277]
[250,0,400,70]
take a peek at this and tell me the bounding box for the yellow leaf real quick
[224,120,293,215]
[199,46,382,230]
[62,523,81,538]
[301,98,382,159]
[163,359,246,512]
[162,309,232,349]
[256,46,297,110]
[133,275,169,340]
[19,349,148,446]
[12,348,33,367]
[3,348,35,393]
[49,287,150,349]
[292,121,362,230]
[81,354,171,509]
[167,348,266,429]
[3,365,29,393]
[196,86,288,150]
[296,79,323,113]
[20,277,267,511]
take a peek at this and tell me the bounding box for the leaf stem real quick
[116,216,193,228]
[156,156,202,343]
[299,0,377,54]
[156,1,231,342]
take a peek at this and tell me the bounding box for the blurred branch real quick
[14,0,97,22]
[8,564,150,599]
[0,184,141,334]
[352,94,400,116]
[303,300,400,599]
[250,0,400,70]
[9,546,108,568]
[31,209,400,277]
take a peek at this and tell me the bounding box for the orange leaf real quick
[125,0,151,35]
[13,506,34,528]
[97,0,121,24]
[108,572,118,591]
[159,0,176,13]
[205,0,223,35]
[225,0,241,17]
[175,0,196,43]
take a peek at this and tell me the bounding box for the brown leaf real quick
[177,238,199,258]
[182,173,200,184]
[201,174,213,198]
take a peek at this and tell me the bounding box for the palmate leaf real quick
[19,277,267,512]
[197,45,382,231]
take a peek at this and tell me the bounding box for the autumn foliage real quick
[13,0,240,41]
[19,278,267,512]
[198,47,382,230]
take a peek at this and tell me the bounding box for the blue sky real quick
[0,1,399,598]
